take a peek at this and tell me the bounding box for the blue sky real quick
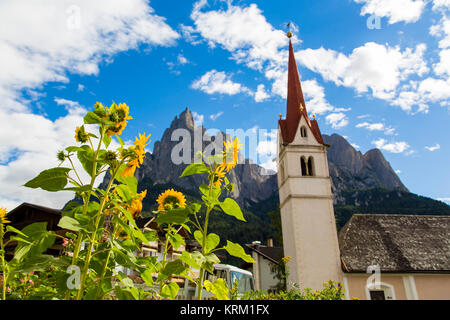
[0,0,449,210]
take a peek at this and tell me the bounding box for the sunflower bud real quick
[57,150,66,162]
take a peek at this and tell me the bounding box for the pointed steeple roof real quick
[279,36,324,145]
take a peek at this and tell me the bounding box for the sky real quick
[0,0,449,210]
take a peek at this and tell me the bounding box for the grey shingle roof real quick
[339,214,450,273]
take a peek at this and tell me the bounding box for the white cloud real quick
[191,70,249,95]
[254,84,270,102]
[209,111,224,121]
[372,138,411,153]
[354,0,426,24]
[0,0,179,112]
[0,102,119,211]
[434,48,450,76]
[356,122,396,135]
[77,84,85,92]
[325,113,349,129]
[190,1,287,71]
[0,0,178,210]
[177,54,189,65]
[296,42,429,103]
[351,143,361,149]
[425,144,441,151]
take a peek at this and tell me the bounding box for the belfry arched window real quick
[301,157,307,176]
[307,157,315,176]
[300,126,307,138]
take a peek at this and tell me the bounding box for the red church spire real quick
[279,32,324,145]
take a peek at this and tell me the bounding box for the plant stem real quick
[0,228,6,300]
[76,167,117,300]
[196,178,214,301]
[65,129,106,300]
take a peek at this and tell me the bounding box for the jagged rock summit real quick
[128,108,407,208]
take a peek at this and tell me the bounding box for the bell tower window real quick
[308,157,315,176]
[301,157,307,176]
[300,126,307,138]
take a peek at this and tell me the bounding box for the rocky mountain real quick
[127,108,408,209]
[323,134,408,205]
[134,108,277,209]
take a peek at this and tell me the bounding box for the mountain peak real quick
[170,107,195,131]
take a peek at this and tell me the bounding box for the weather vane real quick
[287,22,293,38]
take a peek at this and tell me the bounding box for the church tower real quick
[277,34,342,290]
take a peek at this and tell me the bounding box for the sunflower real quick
[0,208,9,233]
[220,137,243,172]
[156,189,186,211]
[75,126,89,143]
[211,165,226,187]
[130,190,147,218]
[105,103,133,137]
[120,133,151,177]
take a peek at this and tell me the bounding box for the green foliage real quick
[242,281,345,300]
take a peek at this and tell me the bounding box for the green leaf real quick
[180,251,201,269]
[161,259,188,278]
[168,232,185,251]
[84,111,104,125]
[194,230,203,245]
[77,145,95,177]
[161,282,179,300]
[115,184,134,202]
[58,216,84,232]
[219,198,245,222]
[65,146,85,153]
[12,223,56,262]
[223,241,255,263]
[115,135,125,147]
[203,253,220,274]
[204,278,230,300]
[24,167,71,192]
[103,133,111,148]
[5,225,28,238]
[155,208,190,226]
[205,233,220,253]
[140,268,154,287]
[180,163,209,177]
[115,174,138,194]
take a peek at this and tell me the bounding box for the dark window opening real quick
[301,157,307,176]
[370,290,386,300]
[300,126,307,138]
[307,157,315,176]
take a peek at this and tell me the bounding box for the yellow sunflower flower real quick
[121,133,151,177]
[130,190,147,218]
[75,126,89,143]
[156,189,186,212]
[0,208,9,225]
[211,165,226,187]
[220,137,243,172]
[105,103,133,137]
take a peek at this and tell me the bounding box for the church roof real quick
[278,38,324,145]
[339,214,450,273]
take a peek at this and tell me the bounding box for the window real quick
[301,157,307,176]
[369,290,386,300]
[300,126,307,138]
[307,157,315,176]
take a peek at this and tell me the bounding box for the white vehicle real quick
[179,264,254,300]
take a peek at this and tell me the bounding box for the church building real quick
[275,33,450,300]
